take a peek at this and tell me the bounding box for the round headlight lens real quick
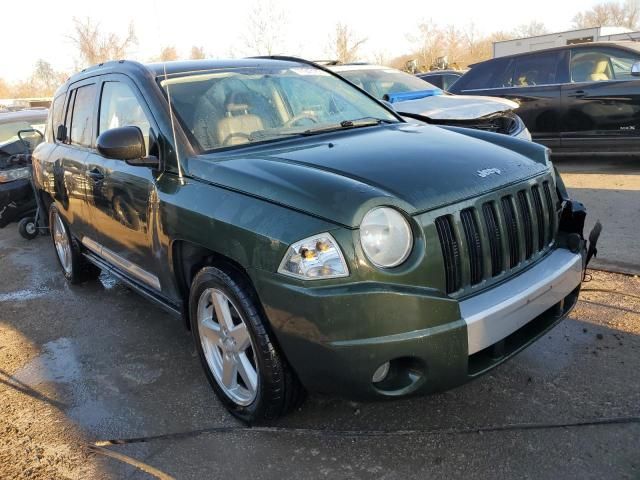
[360,207,413,268]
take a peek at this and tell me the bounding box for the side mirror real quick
[55,124,67,142]
[632,61,640,77]
[96,126,159,169]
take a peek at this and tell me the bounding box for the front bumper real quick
[254,247,584,399]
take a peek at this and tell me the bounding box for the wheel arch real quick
[172,239,262,331]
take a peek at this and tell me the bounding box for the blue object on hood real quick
[384,89,443,104]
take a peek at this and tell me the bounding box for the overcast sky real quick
[1,0,604,82]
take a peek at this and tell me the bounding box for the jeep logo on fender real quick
[477,168,502,178]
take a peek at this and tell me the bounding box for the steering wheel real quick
[222,132,252,146]
[284,114,318,128]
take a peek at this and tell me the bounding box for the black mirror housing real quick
[55,124,67,142]
[96,126,146,161]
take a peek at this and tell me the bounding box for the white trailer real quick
[493,26,640,58]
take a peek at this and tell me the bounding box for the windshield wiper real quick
[301,117,395,136]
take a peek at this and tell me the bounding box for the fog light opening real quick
[372,361,390,383]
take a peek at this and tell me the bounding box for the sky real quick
[1,0,605,82]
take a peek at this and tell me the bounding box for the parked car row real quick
[33,56,597,422]
[327,63,531,140]
[449,41,640,156]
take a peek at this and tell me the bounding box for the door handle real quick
[567,90,586,98]
[87,167,105,181]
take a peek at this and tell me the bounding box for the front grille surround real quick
[428,174,558,296]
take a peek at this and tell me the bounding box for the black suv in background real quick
[450,42,640,156]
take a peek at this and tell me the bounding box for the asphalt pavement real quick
[0,157,638,479]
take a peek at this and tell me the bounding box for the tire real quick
[189,266,305,423]
[18,217,38,240]
[49,205,101,284]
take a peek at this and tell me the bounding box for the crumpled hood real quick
[188,123,549,228]
[393,94,519,120]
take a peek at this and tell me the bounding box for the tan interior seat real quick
[590,60,610,81]
[216,103,264,146]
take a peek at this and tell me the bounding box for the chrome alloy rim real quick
[197,288,258,406]
[53,213,72,274]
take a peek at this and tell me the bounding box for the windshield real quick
[338,68,441,100]
[160,66,399,151]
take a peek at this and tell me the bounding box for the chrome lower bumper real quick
[461,249,583,355]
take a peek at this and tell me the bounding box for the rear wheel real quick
[49,205,100,284]
[189,266,304,423]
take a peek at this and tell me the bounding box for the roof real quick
[0,109,48,124]
[327,64,389,72]
[61,57,309,87]
[473,40,640,67]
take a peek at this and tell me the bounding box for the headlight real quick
[0,167,30,183]
[360,207,413,268]
[278,233,349,280]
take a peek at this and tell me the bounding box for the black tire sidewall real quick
[189,266,273,423]
[48,205,90,283]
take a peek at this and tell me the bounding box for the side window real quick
[49,94,66,142]
[99,82,152,155]
[453,58,510,91]
[69,84,97,148]
[512,52,561,87]
[570,48,640,82]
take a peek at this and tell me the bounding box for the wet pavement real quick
[1,223,639,479]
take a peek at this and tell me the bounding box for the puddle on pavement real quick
[13,337,82,385]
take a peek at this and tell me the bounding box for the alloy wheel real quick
[197,288,258,406]
[52,213,72,274]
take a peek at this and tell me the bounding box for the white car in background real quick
[325,63,532,141]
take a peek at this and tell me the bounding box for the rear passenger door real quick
[561,46,640,153]
[83,74,163,292]
[52,81,98,241]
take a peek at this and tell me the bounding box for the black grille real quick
[482,202,503,276]
[435,177,557,295]
[460,208,483,285]
[517,190,534,259]
[435,216,462,294]
[531,185,546,250]
[501,196,520,268]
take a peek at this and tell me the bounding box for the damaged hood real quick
[188,123,549,228]
[393,93,519,120]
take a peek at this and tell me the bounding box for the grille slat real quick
[435,216,462,294]
[460,209,483,285]
[517,190,534,259]
[500,196,520,268]
[531,185,546,251]
[482,202,503,276]
[542,181,556,244]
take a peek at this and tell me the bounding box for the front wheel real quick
[49,206,100,284]
[189,266,304,423]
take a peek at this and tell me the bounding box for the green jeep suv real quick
[33,57,595,422]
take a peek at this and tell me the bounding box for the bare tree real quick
[190,46,206,60]
[573,0,640,29]
[243,0,287,55]
[32,60,66,96]
[69,17,137,68]
[410,20,446,70]
[0,78,11,98]
[156,46,179,62]
[329,23,367,63]
[512,20,549,38]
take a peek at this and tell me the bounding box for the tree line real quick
[1,0,639,99]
